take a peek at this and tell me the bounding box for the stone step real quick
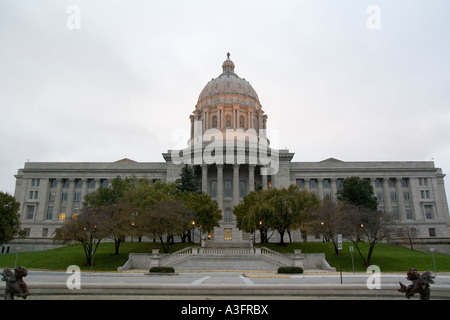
[204,241,251,248]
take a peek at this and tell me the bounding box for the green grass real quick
[1,241,449,272]
[0,242,196,272]
[260,242,450,272]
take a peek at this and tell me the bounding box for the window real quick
[421,190,430,199]
[211,181,217,198]
[75,179,83,189]
[309,179,317,189]
[226,115,231,127]
[224,209,232,222]
[62,179,70,189]
[224,180,232,197]
[61,192,68,202]
[59,213,66,220]
[419,178,428,186]
[376,192,384,202]
[401,178,409,188]
[239,181,246,198]
[49,179,57,188]
[31,178,40,187]
[405,207,412,220]
[424,205,433,219]
[42,228,48,238]
[323,179,330,189]
[428,228,436,237]
[48,192,55,202]
[100,179,108,188]
[224,228,232,241]
[74,192,82,202]
[336,179,343,189]
[375,179,383,189]
[403,191,410,201]
[239,116,245,128]
[390,191,397,202]
[24,228,30,237]
[388,178,395,188]
[26,206,35,219]
[88,179,95,189]
[392,206,399,220]
[296,179,304,189]
[212,116,218,128]
[46,206,53,220]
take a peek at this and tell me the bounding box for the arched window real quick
[226,115,231,127]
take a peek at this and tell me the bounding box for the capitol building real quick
[13,55,450,247]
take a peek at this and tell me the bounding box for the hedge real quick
[149,266,175,273]
[277,267,303,274]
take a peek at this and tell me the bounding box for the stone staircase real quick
[118,241,335,272]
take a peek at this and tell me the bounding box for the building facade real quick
[13,55,450,245]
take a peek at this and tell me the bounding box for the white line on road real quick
[240,276,254,285]
[191,276,210,285]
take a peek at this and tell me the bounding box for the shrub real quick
[277,266,303,274]
[149,266,175,273]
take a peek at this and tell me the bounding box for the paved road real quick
[26,270,450,287]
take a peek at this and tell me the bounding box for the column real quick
[217,165,223,210]
[395,178,406,221]
[80,178,88,203]
[66,178,76,217]
[248,165,255,192]
[233,164,240,206]
[382,178,392,214]
[201,165,208,194]
[262,170,268,190]
[304,178,310,191]
[318,178,324,200]
[330,178,337,200]
[53,179,63,221]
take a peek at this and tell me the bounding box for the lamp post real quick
[192,220,196,243]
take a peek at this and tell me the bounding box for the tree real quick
[83,177,134,255]
[235,185,319,246]
[53,207,108,266]
[235,191,273,243]
[310,199,347,255]
[342,204,394,266]
[176,165,198,193]
[137,199,190,253]
[336,176,378,211]
[268,186,319,246]
[182,192,222,241]
[0,192,24,245]
[395,227,417,250]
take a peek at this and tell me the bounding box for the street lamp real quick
[192,220,196,243]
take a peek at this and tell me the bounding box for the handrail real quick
[260,247,294,266]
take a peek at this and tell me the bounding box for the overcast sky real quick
[1,0,449,202]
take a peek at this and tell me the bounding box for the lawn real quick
[0,241,449,272]
[0,242,196,272]
[261,242,450,272]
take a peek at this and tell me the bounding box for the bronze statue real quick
[398,268,435,300]
[1,267,30,300]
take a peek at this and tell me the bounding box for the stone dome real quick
[196,54,260,109]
